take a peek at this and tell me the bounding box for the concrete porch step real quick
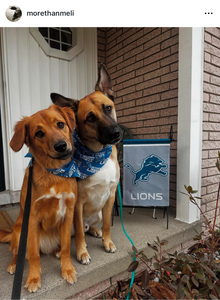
[0,206,201,300]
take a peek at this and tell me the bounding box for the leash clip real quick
[29,157,34,167]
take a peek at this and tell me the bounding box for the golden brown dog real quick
[51,64,122,264]
[0,105,77,292]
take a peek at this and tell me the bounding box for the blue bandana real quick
[26,129,112,180]
[72,129,112,180]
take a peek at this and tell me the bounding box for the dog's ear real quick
[54,105,75,133]
[50,93,79,114]
[95,63,114,101]
[10,117,29,152]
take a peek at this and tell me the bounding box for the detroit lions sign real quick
[123,139,170,207]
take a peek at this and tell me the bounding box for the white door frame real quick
[176,27,204,223]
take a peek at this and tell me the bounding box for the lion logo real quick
[124,154,168,186]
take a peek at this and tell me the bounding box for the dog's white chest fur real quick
[37,188,75,253]
[82,158,117,214]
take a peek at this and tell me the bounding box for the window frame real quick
[30,27,84,61]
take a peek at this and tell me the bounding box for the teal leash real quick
[117,182,136,300]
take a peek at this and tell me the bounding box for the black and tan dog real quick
[51,64,122,264]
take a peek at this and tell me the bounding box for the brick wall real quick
[202,27,220,223]
[97,27,179,207]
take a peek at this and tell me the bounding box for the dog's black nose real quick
[107,126,122,143]
[54,141,67,153]
[110,129,120,139]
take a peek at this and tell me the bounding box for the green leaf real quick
[199,285,210,297]
[191,190,198,194]
[177,283,185,300]
[170,275,177,281]
[182,287,191,299]
[206,276,213,290]
[187,264,192,273]
[214,282,220,294]
[210,294,218,300]
[192,275,199,287]
[127,260,139,272]
[132,245,138,254]
[127,251,136,257]
[195,272,205,281]
[153,261,160,269]
[181,275,189,283]
[192,289,200,295]
[140,253,150,262]
[187,186,193,193]
[200,263,218,280]
[147,243,158,252]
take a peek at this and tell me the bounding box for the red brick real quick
[160,53,178,67]
[161,71,178,83]
[136,44,160,61]
[116,71,135,84]
[143,100,169,112]
[116,86,136,97]
[161,35,178,50]
[204,32,212,43]
[123,106,143,116]
[136,77,160,91]
[124,44,144,60]
[143,66,170,81]
[107,28,122,44]
[143,31,171,50]
[117,100,135,111]
[137,110,160,121]
[122,91,143,102]
[122,76,143,89]
[203,103,220,113]
[143,83,170,97]
[136,61,160,76]
[144,49,170,66]
[205,28,220,39]
[204,52,211,62]
[137,28,162,47]
[136,94,160,106]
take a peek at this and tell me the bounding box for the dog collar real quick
[25,129,112,180]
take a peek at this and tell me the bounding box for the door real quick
[0,111,5,192]
[1,27,97,198]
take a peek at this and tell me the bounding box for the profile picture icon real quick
[6,6,22,22]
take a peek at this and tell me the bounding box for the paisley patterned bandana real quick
[26,129,112,180]
[72,129,113,180]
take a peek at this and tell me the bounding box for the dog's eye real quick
[35,130,45,138]
[86,113,96,123]
[57,122,64,129]
[106,106,112,113]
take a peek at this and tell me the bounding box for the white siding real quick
[1,27,97,193]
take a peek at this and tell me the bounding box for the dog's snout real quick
[54,141,67,153]
[110,127,120,139]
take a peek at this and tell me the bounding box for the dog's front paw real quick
[54,249,61,258]
[62,264,77,284]
[77,250,91,265]
[88,226,102,238]
[7,263,16,274]
[25,276,41,293]
[103,239,117,253]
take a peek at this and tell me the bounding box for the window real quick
[30,27,84,61]
[38,28,76,52]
